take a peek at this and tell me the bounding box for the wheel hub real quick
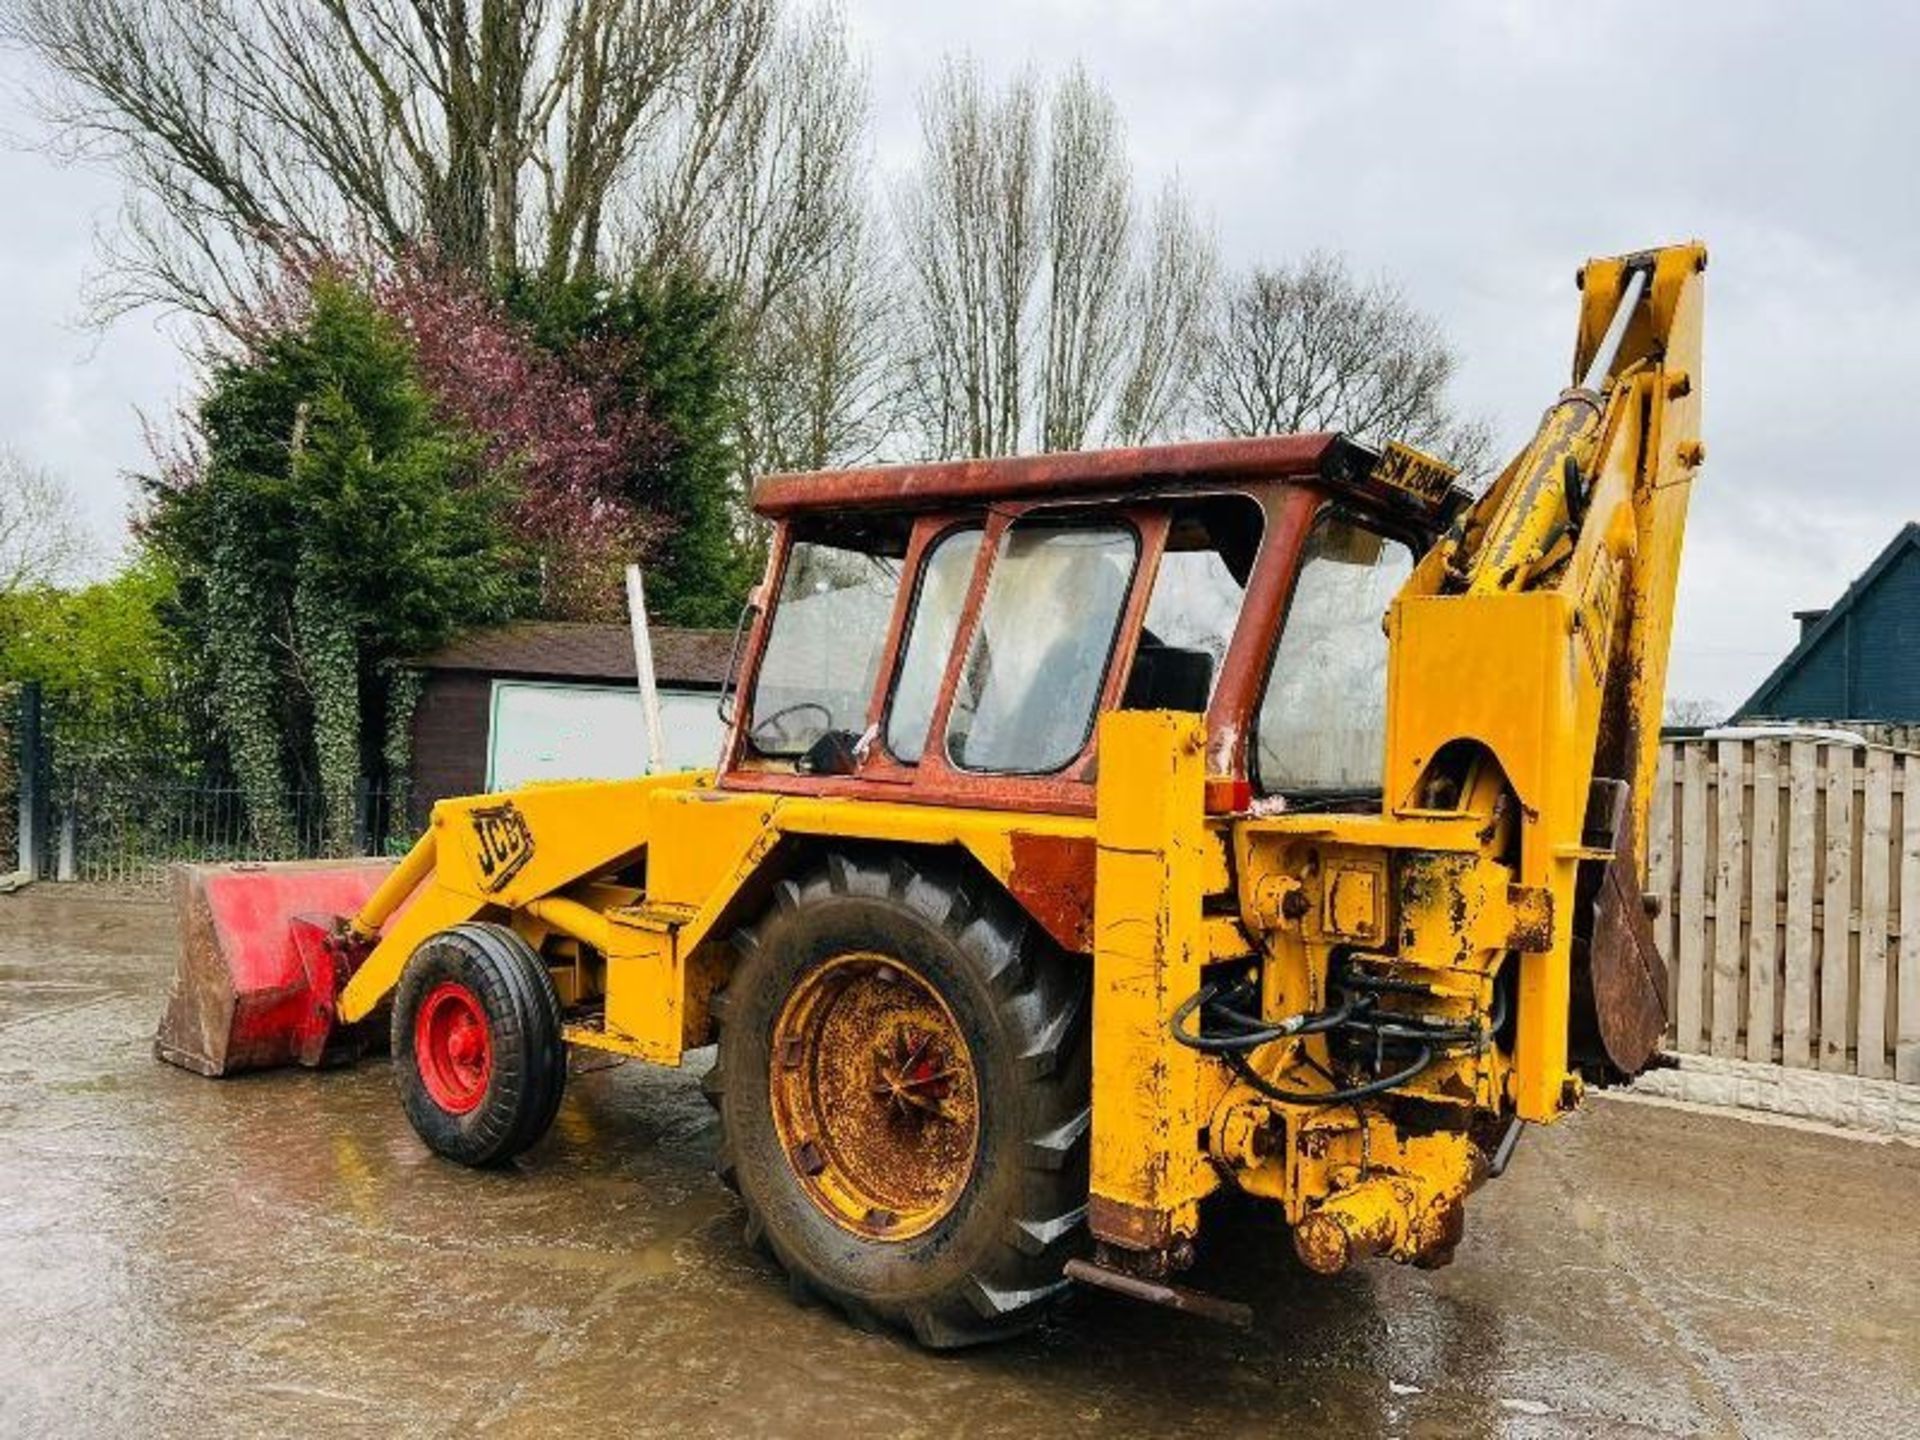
[769,953,980,1240]
[872,1024,959,1118]
[415,981,492,1115]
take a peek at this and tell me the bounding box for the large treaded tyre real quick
[706,850,1091,1348]
[392,923,568,1168]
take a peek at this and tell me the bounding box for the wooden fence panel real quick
[1782,742,1819,1068]
[1900,757,1920,1084]
[1711,741,1747,1055]
[1675,743,1710,1054]
[1745,740,1780,1064]
[1858,749,1894,1078]
[1819,749,1855,1073]
[1651,735,1916,1085]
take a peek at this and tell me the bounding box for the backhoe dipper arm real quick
[1384,242,1706,1113]
[1412,242,1705,852]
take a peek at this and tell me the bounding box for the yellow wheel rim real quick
[768,952,981,1241]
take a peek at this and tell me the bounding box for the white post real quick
[625,564,666,774]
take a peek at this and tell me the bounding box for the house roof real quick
[415,621,733,688]
[1739,522,1920,717]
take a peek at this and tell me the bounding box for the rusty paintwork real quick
[1293,1181,1466,1276]
[1005,832,1098,952]
[1089,1192,1181,1252]
[157,860,394,1076]
[753,434,1348,518]
[1572,819,1672,1078]
[767,952,980,1242]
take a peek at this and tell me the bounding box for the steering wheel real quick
[749,701,834,751]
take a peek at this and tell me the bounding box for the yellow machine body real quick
[176,242,1707,1312]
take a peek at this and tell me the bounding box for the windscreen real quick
[748,540,900,757]
[945,522,1137,774]
[886,527,983,763]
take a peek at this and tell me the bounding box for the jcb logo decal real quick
[470,802,534,892]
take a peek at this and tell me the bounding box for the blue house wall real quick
[1740,524,1920,723]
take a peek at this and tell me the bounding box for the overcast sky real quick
[3,1,1915,713]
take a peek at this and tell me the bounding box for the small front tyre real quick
[392,923,568,1167]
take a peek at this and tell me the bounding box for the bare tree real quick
[734,221,896,477]
[0,448,89,594]
[685,8,860,329]
[1111,181,1216,445]
[896,59,1041,459]
[1037,66,1129,452]
[1663,697,1726,729]
[0,0,845,322]
[895,58,1216,460]
[1195,251,1492,476]
[696,7,892,480]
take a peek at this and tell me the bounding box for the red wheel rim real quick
[414,982,493,1115]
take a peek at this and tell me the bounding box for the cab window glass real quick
[1255,512,1413,794]
[1128,497,1263,712]
[946,523,1137,774]
[886,527,982,762]
[749,540,899,757]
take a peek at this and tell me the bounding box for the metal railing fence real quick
[10,683,413,887]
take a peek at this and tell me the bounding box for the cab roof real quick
[751,432,1468,531]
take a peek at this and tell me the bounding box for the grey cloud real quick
[6,3,1915,712]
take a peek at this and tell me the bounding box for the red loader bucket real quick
[155,859,398,1077]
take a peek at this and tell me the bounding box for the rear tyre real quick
[709,851,1091,1348]
[393,923,567,1167]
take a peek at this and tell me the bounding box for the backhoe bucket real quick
[155,859,398,1077]
[1570,782,1672,1082]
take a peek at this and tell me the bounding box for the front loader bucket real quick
[156,859,397,1077]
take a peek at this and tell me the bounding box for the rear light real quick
[1204,777,1252,814]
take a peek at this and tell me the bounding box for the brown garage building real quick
[409,622,732,822]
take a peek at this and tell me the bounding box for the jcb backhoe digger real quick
[158,242,1704,1345]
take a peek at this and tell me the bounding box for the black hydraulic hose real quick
[1169,983,1352,1052]
[1204,982,1496,1048]
[1223,1041,1436,1106]
[1337,970,1433,996]
[1364,1015,1482,1044]
[1169,969,1510,1105]
[1183,980,1361,1042]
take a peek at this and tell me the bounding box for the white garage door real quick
[486,681,730,790]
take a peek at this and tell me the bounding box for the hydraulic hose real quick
[1223,1041,1435,1107]
[1169,967,1505,1106]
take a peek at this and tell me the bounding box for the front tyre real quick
[709,852,1091,1348]
[392,923,568,1167]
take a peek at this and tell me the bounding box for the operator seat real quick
[1123,633,1214,713]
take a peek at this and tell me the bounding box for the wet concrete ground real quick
[2,891,1916,1439]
